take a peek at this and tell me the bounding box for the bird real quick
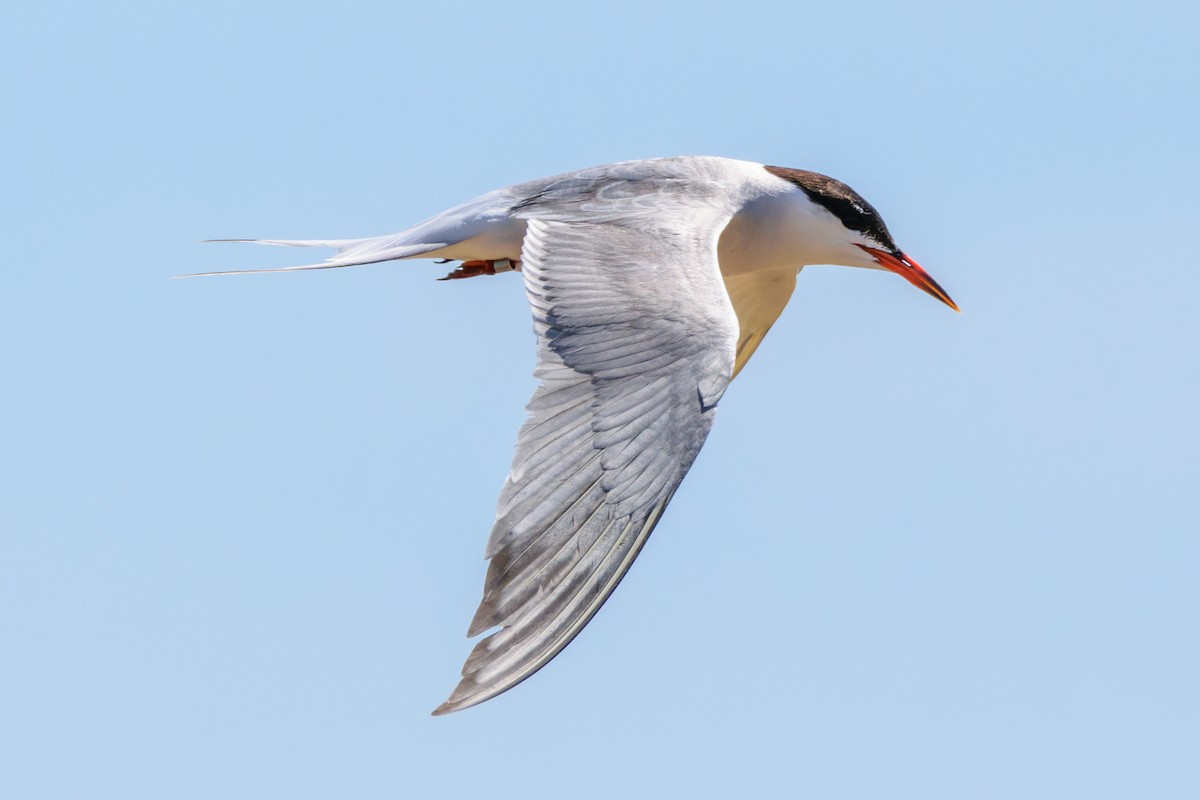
[192,156,958,715]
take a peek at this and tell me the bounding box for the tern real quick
[195,156,958,715]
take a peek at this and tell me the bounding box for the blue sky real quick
[3,1,1197,797]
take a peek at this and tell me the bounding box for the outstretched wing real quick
[434,165,742,714]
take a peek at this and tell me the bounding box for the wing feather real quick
[434,162,744,714]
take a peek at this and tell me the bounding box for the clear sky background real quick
[4,1,1197,797]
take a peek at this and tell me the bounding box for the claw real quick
[437,259,521,281]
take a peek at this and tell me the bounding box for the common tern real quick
[195,156,958,714]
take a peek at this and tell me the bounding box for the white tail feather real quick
[203,238,366,249]
[178,239,448,278]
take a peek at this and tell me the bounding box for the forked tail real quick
[178,236,448,278]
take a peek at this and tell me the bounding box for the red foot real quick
[437,259,521,281]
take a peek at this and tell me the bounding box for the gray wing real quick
[433,168,741,714]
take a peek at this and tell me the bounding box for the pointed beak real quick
[857,245,959,312]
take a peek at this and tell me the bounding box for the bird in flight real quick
[193,156,958,715]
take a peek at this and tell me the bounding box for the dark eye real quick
[820,195,895,251]
[764,166,899,250]
[823,196,874,233]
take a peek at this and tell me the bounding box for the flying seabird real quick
[193,156,958,715]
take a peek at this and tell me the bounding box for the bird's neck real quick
[718,189,837,277]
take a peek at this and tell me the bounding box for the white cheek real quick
[845,231,890,270]
[797,213,877,268]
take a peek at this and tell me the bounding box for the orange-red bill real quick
[858,245,959,312]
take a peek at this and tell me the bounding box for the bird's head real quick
[765,166,958,312]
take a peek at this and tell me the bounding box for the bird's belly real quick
[420,217,528,262]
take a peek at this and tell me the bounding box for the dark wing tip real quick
[430,676,493,716]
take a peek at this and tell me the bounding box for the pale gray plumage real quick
[433,166,741,714]
[196,156,958,717]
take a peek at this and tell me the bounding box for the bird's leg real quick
[437,259,522,281]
